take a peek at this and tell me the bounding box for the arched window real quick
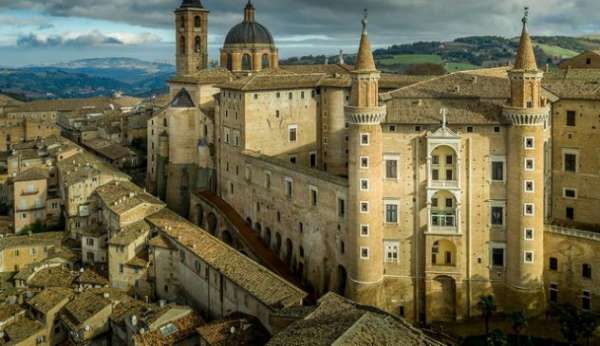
[180,36,186,54]
[194,36,201,53]
[261,53,270,69]
[227,54,233,70]
[194,16,201,28]
[242,54,252,70]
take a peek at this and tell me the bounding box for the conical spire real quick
[513,7,538,71]
[354,9,377,72]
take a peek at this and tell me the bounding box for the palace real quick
[148,0,600,323]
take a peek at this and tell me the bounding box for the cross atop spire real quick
[522,6,529,28]
[362,9,368,34]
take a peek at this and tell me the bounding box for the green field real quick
[536,43,579,58]
[445,63,481,72]
[377,54,444,66]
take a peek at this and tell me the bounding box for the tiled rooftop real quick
[0,304,24,322]
[62,290,112,328]
[27,287,74,314]
[27,265,76,288]
[267,292,445,346]
[0,232,64,251]
[133,311,204,346]
[0,317,44,345]
[108,220,151,246]
[96,181,164,216]
[196,313,269,345]
[145,208,307,309]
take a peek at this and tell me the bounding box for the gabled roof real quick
[13,166,49,183]
[170,88,195,108]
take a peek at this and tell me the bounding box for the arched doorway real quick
[430,275,456,322]
[275,233,282,254]
[242,54,252,70]
[196,204,204,228]
[285,239,293,265]
[207,212,218,235]
[222,230,233,245]
[264,228,272,247]
[336,265,347,295]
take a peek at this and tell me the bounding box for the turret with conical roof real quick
[503,7,548,313]
[343,9,386,306]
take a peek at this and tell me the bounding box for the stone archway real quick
[336,265,347,296]
[207,212,218,235]
[222,230,234,246]
[430,275,457,322]
[196,204,204,228]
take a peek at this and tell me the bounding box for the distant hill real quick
[0,57,175,100]
[281,35,600,74]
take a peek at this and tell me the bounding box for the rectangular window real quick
[385,159,398,179]
[360,201,369,213]
[525,158,535,171]
[431,198,438,208]
[549,257,558,271]
[491,160,505,182]
[289,156,297,164]
[445,198,453,208]
[445,169,453,181]
[566,207,574,220]
[563,188,577,199]
[360,179,369,191]
[491,245,505,267]
[384,241,400,263]
[385,202,399,224]
[432,169,439,181]
[288,125,298,142]
[582,290,591,311]
[360,133,369,146]
[524,203,535,216]
[524,180,534,192]
[524,228,534,240]
[360,156,369,168]
[524,251,534,263]
[563,151,578,172]
[360,224,369,237]
[549,283,558,303]
[285,178,293,198]
[524,137,535,149]
[431,155,440,165]
[446,155,453,165]
[309,152,317,168]
[582,263,592,279]
[338,198,345,217]
[566,110,576,127]
[491,205,505,227]
[310,187,318,207]
[360,247,369,259]
[86,238,94,246]
[265,172,271,189]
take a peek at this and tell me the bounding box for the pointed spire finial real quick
[362,9,368,34]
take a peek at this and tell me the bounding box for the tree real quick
[579,311,598,346]
[487,329,508,346]
[509,311,528,346]
[478,295,497,336]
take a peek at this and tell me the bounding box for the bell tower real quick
[503,7,549,312]
[175,0,209,76]
[344,10,386,306]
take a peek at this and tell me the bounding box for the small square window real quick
[360,247,369,259]
[360,224,369,237]
[360,133,369,145]
[360,157,369,168]
[524,203,535,216]
[563,188,577,199]
[525,158,535,171]
[415,126,421,132]
[524,228,534,240]
[524,251,534,263]
[524,180,534,192]
[494,127,500,133]
[466,126,473,133]
[524,137,535,149]
[564,153,577,172]
[360,179,369,191]
[360,201,369,213]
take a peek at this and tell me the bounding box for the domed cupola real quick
[220,1,279,73]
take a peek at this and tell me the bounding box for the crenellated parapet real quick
[503,106,550,126]
[344,105,387,125]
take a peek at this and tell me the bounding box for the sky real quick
[1,0,600,67]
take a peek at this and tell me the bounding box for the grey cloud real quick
[3,1,600,50]
[16,31,125,48]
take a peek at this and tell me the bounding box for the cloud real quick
[16,30,161,48]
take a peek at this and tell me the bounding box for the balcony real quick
[430,212,457,233]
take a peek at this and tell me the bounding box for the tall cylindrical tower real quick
[503,8,549,312]
[345,11,386,306]
[175,0,209,76]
